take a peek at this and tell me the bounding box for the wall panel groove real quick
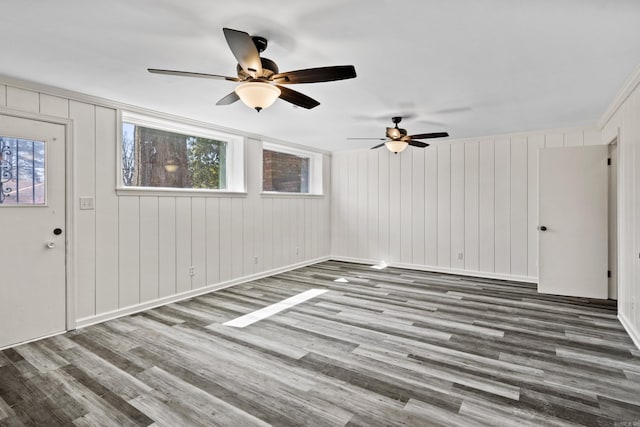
[69,100,97,317]
[401,151,413,264]
[451,143,465,270]
[437,144,451,267]
[464,142,479,271]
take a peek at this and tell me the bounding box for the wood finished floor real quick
[1,261,640,426]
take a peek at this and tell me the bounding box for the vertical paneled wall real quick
[332,127,602,281]
[1,81,331,325]
[601,77,640,346]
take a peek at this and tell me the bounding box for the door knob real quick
[46,241,56,249]
[538,226,547,231]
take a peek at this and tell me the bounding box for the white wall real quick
[331,127,602,282]
[600,66,640,348]
[0,79,331,327]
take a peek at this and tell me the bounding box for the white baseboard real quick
[73,253,640,354]
[329,255,538,284]
[619,312,640,352]
[75,256,330,329]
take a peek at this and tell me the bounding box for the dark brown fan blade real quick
[216,91,240,105]
[276,85,320,109]
[148,69,240,81]
[370,142,387,150]
[409,132,449,140]
[223,28,262,78]
[347,137,387,140]
[408,140,429,148]
[271,65,356,84]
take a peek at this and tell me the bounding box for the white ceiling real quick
[2,0,640,151]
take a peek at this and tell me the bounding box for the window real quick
[0,136,46,205]
[262,142,322,194]
[120,112,244,192]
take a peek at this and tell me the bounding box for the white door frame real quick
[0,107,76,332]
[608,135,619,300]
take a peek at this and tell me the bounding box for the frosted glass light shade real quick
[385,140,409,153]
[235,82,281,112]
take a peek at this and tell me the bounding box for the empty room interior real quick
[2,1,640,426]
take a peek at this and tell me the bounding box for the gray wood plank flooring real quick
[1,261,639,426]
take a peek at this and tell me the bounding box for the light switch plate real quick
[79,197,94,210]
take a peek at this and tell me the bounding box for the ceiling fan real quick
[148,28,357,112]
[348,116,449,153]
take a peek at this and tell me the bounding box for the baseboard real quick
[329,255,538,284]
[75,256,330,329]
[619,311,640,352]
[76,254,535,330]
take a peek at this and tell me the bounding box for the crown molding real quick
[598,63,640,128]
[0,73,331,156]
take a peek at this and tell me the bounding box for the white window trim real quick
[119,111,245,193]
[262,141,323,196]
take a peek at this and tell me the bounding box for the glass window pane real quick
[0,137,46,205]
[263,149,310,193]
[122,122,227,189]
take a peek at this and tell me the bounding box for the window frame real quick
[117,111,246,194]
[262,141,323,195]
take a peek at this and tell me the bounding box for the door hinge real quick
[607,270,611,278]
[607,158,611,165]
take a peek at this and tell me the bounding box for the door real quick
[538,145,608,299]
[0,114,66,349]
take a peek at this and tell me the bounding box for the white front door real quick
[538,145,608,299]
[0,114,66,349]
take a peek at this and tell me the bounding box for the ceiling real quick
[2,0,640,151]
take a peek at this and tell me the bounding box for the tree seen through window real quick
[122,123,226,189]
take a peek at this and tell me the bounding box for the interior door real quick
[0,114,66,349]
[538,145,608,299]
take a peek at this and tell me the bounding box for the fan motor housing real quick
[386,127,408,139]
[237,57,279,80]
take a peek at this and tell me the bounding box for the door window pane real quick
[0,137,46,205]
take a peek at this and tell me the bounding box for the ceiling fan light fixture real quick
[163,159,179,173]
[235,81,281,112]
[385,140,409,154]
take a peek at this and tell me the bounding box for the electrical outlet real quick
[457,252,464,260]
[254,256,259,265]
[188,266,195,277]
